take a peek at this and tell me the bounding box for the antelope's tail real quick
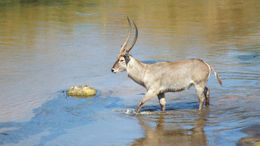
[205,62,223,86]
[210,65,223,86]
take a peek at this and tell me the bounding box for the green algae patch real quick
[66,85,97,97]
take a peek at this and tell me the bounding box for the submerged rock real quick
[66,85,97,97]
[238,137,260,146]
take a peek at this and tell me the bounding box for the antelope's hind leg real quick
[158,93,166,112]
[195,84,206,111]
[204,87,210,106]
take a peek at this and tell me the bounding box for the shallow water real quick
[0,0,260,145]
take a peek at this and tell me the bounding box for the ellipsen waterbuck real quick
[111,17,223,113]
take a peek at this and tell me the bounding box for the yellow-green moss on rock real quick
[66,85,97,97]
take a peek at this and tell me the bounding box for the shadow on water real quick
[0,91,122,145]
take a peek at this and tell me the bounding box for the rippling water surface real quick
[0,0,260,145]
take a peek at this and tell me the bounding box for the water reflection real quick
[0,0,260,145]
[132,109,208,146]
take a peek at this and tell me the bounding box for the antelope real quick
[111,17,223,113]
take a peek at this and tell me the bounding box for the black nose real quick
[111,68,114,72]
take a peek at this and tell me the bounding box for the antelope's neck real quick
[126,56,146,87]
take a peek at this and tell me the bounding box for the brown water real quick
[0,0,260,145]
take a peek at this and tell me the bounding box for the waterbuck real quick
[111,17,223,113]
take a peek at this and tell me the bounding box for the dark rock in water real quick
[237,137,260,146]
[237,124,260,146]
[66,85,97,97]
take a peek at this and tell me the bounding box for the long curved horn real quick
[119,17,132,55]
[126,20,138,53]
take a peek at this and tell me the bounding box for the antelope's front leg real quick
[136,90,157,113]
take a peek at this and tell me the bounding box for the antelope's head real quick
[111,17,138,73]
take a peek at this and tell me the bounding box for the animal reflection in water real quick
[132,110,208,146]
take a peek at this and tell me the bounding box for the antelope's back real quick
[144,59,210,90]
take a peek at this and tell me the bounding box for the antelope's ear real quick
[123,52,131,65]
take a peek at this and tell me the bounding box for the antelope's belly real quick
[159,78,193,93]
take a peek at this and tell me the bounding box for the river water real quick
[0,0,260,145]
